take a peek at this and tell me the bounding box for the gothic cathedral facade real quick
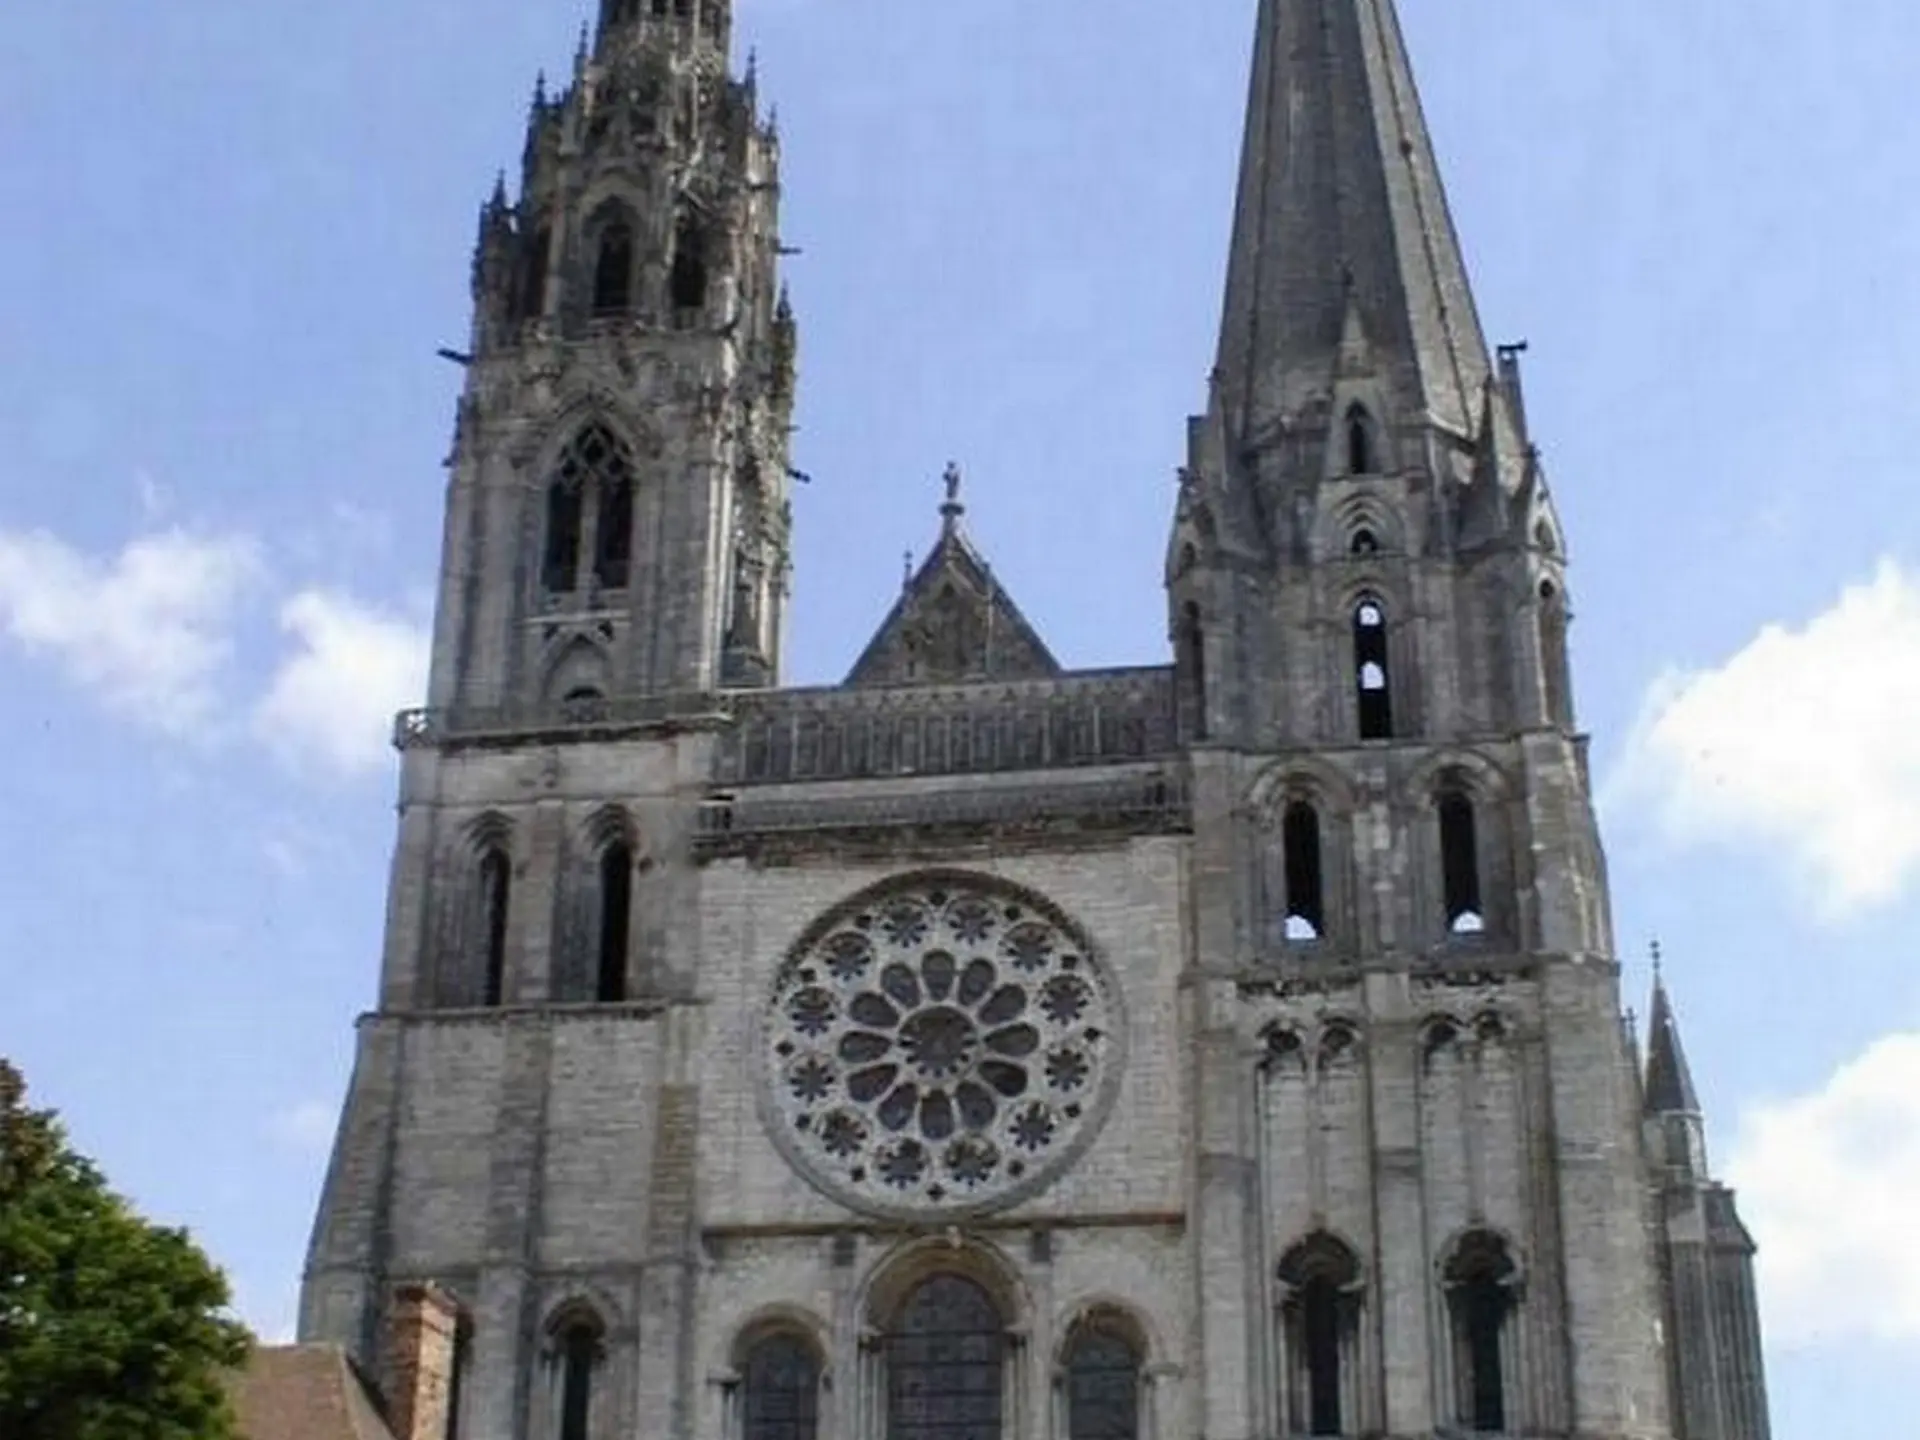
[302,3,1772,1439]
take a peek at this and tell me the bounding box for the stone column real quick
[1365,975,1434,1436]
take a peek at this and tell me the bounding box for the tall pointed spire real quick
[1645,968,1704,1116]
[1216,0,1492,444]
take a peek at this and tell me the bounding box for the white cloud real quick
[0,526,260,734]
[1612,560,1920,915]
[269,1100,339,1156]
[1728,1031,1920,1347]
[253,590,430,777]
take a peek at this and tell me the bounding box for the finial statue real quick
[1650,938,1664,980]
[939,462,965,536]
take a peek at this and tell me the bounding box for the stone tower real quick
[301,1,1772,1438]
[1645,977,1773,1440]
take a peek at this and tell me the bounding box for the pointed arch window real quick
[1538,580,1572,727]
[1354,600,1393,740]
[1064,1316,1143,1440]
[1282,801,1326,942]
[1345,405,1380,476]
[1179,601,1208,741]
[554,1315,602,1440]
[1438,790,1485,935]
[741,1332,821,1440]
[543,482,584,594]
[478,847,511,1008]
[1278,1234,1362,1437]
[886,1275,1006,1440]
[515,224,552,323]
[1444,1233,1519,1434]
[596,840,632,1004]
[542,424,638,597]
[670,212,710,317]
[591,216,636,316]
[595,467,634,589]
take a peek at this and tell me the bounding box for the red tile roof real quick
[228,1345,396,1440]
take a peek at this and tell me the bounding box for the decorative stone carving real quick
[760,873,1123,1219]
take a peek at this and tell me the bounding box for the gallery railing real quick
[393,666,1183,786]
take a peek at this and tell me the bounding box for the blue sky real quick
[2,1,1917,1433]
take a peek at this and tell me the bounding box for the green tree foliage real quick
[0,1059,252,1439]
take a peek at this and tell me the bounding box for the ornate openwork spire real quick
[1216,0,1492,442]
[595,0,731,60]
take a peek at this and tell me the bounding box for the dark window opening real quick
[1539,583,1572,727]
[515,226,551,322]
[545,424,637,596]
[444,1319,472,1440]
[544,483,583,593]
[1279,1235,1361,1439]
[1282,802,1326,942]
[743,1333,821,1440]
[1439,791,1484,935]
[1354,600,1393,740]
[591,220,635,315]
[479,848,510,1008]
[1304,1278,1343,1435]
[557,1322,598,1440]
[1065,1323,1142,1440]
[1446,1234,1517,1434]
[670,215,710,313]
[597,842,632,1004]
[595,473,633,589]
[1346,405,1378,475]
[1350,528,1379,556]
[1180,602,1207,741]
[887,1275,1005,1440]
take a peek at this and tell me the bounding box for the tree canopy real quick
[0,1059,251,1440]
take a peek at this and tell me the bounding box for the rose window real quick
[762,874,1123,1217]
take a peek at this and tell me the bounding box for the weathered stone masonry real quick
[302,2,1772,1438]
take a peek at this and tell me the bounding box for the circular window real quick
[761,874,1123,1218]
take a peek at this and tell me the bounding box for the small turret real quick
[1645,964,1709,1178]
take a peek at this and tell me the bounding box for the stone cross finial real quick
[1650,938,1664,979]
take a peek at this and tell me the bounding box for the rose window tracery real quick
[762,875,1123,1217]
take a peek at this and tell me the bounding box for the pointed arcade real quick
[1216,0,1492,442]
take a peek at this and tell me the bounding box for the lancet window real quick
[478,846,511,1008]
[741,1332,821,1440]
[591,214,636,316]
[553,1313,602,1440]
[886,1275,1006,1440]
[1438,789,1484,935]
[596,841,632,1004]
[1277,1234,1363,1437]
[541,424,638,597]
[1063,1316,1143,1440]
[1345,404,1380,475]
[1444,1233,1520,1434]
[1354,600,1393,740]
[1282,801,1327,942]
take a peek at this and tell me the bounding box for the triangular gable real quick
[846,471,1060,687]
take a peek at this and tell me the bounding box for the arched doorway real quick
[886,1274,1006,1440]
